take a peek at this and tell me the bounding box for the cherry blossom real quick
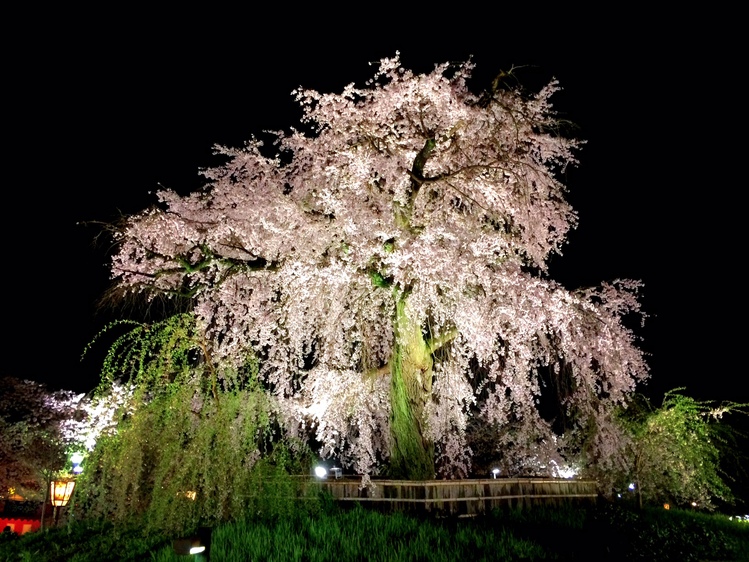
[109,54,648,479]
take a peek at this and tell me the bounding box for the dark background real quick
[5,12,745,420]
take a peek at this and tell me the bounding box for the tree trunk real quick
[40,476,49,531]
[389,297,435,479]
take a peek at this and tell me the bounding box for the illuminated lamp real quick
[314,466,327,479]
[71,452,84,474]
[491,468,500,479]
[48,479,76,528]
[50,480,76,507]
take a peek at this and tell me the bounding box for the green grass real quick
[0,518,169,561]
[1,503,747,561]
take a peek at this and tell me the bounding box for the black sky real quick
[5,13,746,415]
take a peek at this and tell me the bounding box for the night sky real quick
[6,14,746,417]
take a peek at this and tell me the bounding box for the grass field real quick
[1,501,748,561]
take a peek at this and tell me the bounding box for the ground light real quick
[173,527,211,560]
[173,539,206,555]
[491,468,500,479]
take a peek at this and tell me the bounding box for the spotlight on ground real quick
[173,527,211,560]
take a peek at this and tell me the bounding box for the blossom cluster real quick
[108,55,648,476]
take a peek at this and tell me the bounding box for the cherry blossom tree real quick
[0,377,82,500]
[0,375,133,502]
[108,54,648,480]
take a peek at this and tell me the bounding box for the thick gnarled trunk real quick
[389,297,435,480]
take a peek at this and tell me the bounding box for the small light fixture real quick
[173,527,211,558]
[314,466,327,479]
[49,479,76,528]
[71,452,84,474]
[491,468,500,479]
[173,538,206,555]
[50,480,76,507]
[663,503,670,510]
[330,467,342,479]
[628,483,636,491]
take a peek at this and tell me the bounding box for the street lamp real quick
[50,480,76,507]
[49,479,76,527]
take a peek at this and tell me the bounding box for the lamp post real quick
[49,479,76,528]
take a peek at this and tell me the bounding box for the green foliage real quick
[75,382,313,534]
[593,504,749,562]
[0,377,70,501]
[0,518,173,562]
[615,389,748,509]
[147,505,547,562]
[6,504,746,561]
[76,313,315,535]
[0,419,66,501]
[368,270,391,289]
[85,314,207,392]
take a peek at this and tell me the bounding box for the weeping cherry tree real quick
[108,54,648,480]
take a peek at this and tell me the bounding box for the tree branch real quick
[427,327,458,354]
[394,137,435,230]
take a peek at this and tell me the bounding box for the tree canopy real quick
[0,378,81,500]
[615,390,748,510]
[107,54,649,480]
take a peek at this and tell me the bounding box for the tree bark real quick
[388,296,435,479]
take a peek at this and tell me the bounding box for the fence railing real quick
[308,478,598,516]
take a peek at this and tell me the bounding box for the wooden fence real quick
[309,478,598,516]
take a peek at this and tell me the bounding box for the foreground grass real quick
[1,503,747,561]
